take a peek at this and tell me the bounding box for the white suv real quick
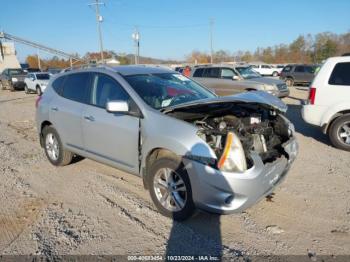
[302,56,350,151]
[251,64,280,77]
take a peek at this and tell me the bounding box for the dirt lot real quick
[0,87,349,259]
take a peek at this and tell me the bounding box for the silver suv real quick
[36,65,298,220]
[190,65,289,98]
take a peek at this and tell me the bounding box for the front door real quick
[82,73,140,175]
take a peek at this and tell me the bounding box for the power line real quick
[88,0,105,62]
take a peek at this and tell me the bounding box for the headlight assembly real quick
[218,132,247,173]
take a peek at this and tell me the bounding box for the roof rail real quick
[61,63,115,73]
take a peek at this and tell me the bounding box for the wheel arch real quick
[39,120,53,147]
[142,148,180,189]
[322,110,350,134]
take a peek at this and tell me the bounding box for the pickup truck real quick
[0,68,27,91]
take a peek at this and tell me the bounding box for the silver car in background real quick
[36,65,297,220]
[190,65,290,98]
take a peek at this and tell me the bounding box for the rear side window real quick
[329,62,350,86]
[51,76,65,95]
[193,68,204,77]
[294,66,305,73]
[205,68,220,78]
[62,73,90,103]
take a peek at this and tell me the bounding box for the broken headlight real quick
[218,131,247,173]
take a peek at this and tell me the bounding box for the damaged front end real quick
[162,92,298,214]
[166,99,295,173]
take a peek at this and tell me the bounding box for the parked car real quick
[36,65,297,220]
[280,64,316,87]
[24,72,51,95]
[302,56,350,151]
[47,68,62,75]
[0,68,27,91]
[251,64,280,77]
[190,65,289,98]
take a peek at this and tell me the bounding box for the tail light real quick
[35,95,42,108]
[308,87,316,105]
[218,132,247,173]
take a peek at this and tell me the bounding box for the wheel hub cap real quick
[338,122,350,145]
[45,133,59,160]
[153,167,187,212]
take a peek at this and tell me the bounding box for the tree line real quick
[186,31,350,64]
[25,31,349,68]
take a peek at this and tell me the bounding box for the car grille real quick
[277,83,288,90]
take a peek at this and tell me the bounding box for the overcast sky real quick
[1,0,349,62]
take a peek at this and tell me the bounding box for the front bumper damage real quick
[184,137,298,214]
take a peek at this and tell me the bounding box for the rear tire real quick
[42,126,73,166]
[272,71,278,77]
[147,156,195,221]
[285,78,294,87]
[329,115,350,151]
[0,81,4,90]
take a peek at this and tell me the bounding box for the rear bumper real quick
[12,81,25,90]
[185,137,298,214]
[301,103,323,127]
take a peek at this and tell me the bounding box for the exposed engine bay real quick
[167,102,292,169]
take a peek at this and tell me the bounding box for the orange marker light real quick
[218,132,234,169]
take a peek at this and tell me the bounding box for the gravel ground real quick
[0,87,349,259]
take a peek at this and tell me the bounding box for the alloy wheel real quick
[45,133,59,161]
[153,167,187,212]
[338,121,350,145]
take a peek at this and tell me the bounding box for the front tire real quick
[24,84,30,94]
[42,126,73,166]
[36,86,42,95]
[148,157,195,221]
[329,115,350,151]
[272,71,278,77]
[285,78,294,87]
[0,81,4,90]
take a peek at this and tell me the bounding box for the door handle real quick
[84,115,95,122]
[51,107,58,111]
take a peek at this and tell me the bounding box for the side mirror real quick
[232,75,239,80]
[106,100,129,113]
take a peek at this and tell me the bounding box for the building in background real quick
[0,42,21,72]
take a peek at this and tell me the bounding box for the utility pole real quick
[209,18,214,64]
[132,28,140,64]
[89,0,105,63]
[37,49,41,70]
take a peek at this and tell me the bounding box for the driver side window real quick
[220,68,237,79]
[90,73,130,108]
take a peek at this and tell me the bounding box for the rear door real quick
[293,66,306,82]
[49,72,91,152]
[82,72,140,175]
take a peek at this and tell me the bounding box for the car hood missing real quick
[162,91,288,115]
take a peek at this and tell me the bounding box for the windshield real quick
[124,73,216,110]
[9,69,25,75]
[235,66,261,79]
[36,73,50,80]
